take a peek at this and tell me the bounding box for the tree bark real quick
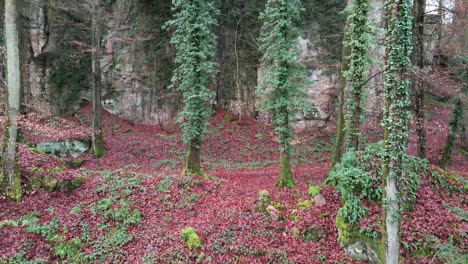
[413,0,427,159]
[440,98,463,170]
[330,0,353,172]
[183,138,207,178]
[1,0,22,202]
[381,0,413,262]
[91,1,105,158]
[277,151,294,188]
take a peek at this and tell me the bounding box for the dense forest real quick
[0,0,467,263]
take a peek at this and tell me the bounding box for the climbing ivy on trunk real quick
[257,0,308,188]
[381,0,413,262]
[166,0,219,177]
[343,0,372,151]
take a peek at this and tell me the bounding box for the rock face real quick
[16,0,362,127]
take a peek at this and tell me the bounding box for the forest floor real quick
[0,99,466,263]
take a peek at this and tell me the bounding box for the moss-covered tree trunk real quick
[413,0,427,159]
[277,151,294,188]
[1,0,22,202]
[91,1,105,158]
[183,138,207,178]
[440,98,464,170]
[277,99,294,188]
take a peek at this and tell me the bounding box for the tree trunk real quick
[330,0,353,172]
[277,151,294,188]
[91,1,105,158]
[440,98,463,170]
[381,0,413,262]
[413,0,427,159]
[385,160,400,264]
[183,138,207,178]
[1,0,22,202]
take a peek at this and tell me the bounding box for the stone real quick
[42,176,58,192]
[56,178,83,193]
[266,205,280,221]
[314,194,327,207]
[257,189,270,203]
[344,241,379,263]
[36,139,90,158]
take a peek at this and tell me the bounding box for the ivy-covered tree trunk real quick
[1,0,22,202]
[167,0,218,178]
[257,0,307,188]
[91,0,106,158]
[412,0,427,159]
[381,0,413,263]
[343,0,371,151]
[440,98,464,170]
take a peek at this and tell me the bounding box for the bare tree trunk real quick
[1,0,22,202]
[91,1,105,158]
[440,98,464,170]
[330,0,353,172]
[413,0,427,159]
[385,159,400,264]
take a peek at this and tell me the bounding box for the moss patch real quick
[296,200,313,210]
[308,186,321,197]
[43,176,58,192]
[181,227,202,251]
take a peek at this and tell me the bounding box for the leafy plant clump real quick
[327,142,430,235]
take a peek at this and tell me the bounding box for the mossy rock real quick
[26,174,42,191]
[223,113,238,122]
[181,227,202,251]
[291,227,301,238]
[336,214,360,245]
[61,159,84,168]
[43,176,58,192]
[308,186,321,197]
[296,200,313,210]
[29,147,46,154]
[56,178,83,193]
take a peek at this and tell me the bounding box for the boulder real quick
[314,194,327,207]
[344,240,379,263]
[36,139,90,158]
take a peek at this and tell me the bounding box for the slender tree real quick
[343,0,372,150]
[91,0,106,158]
[440,96,464,170]
[412,0,427,159]
[257,0,307,188]
[381,0,413,262]
[1,0,22,202]
[330,0,353,170]
[166,0,218,177]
